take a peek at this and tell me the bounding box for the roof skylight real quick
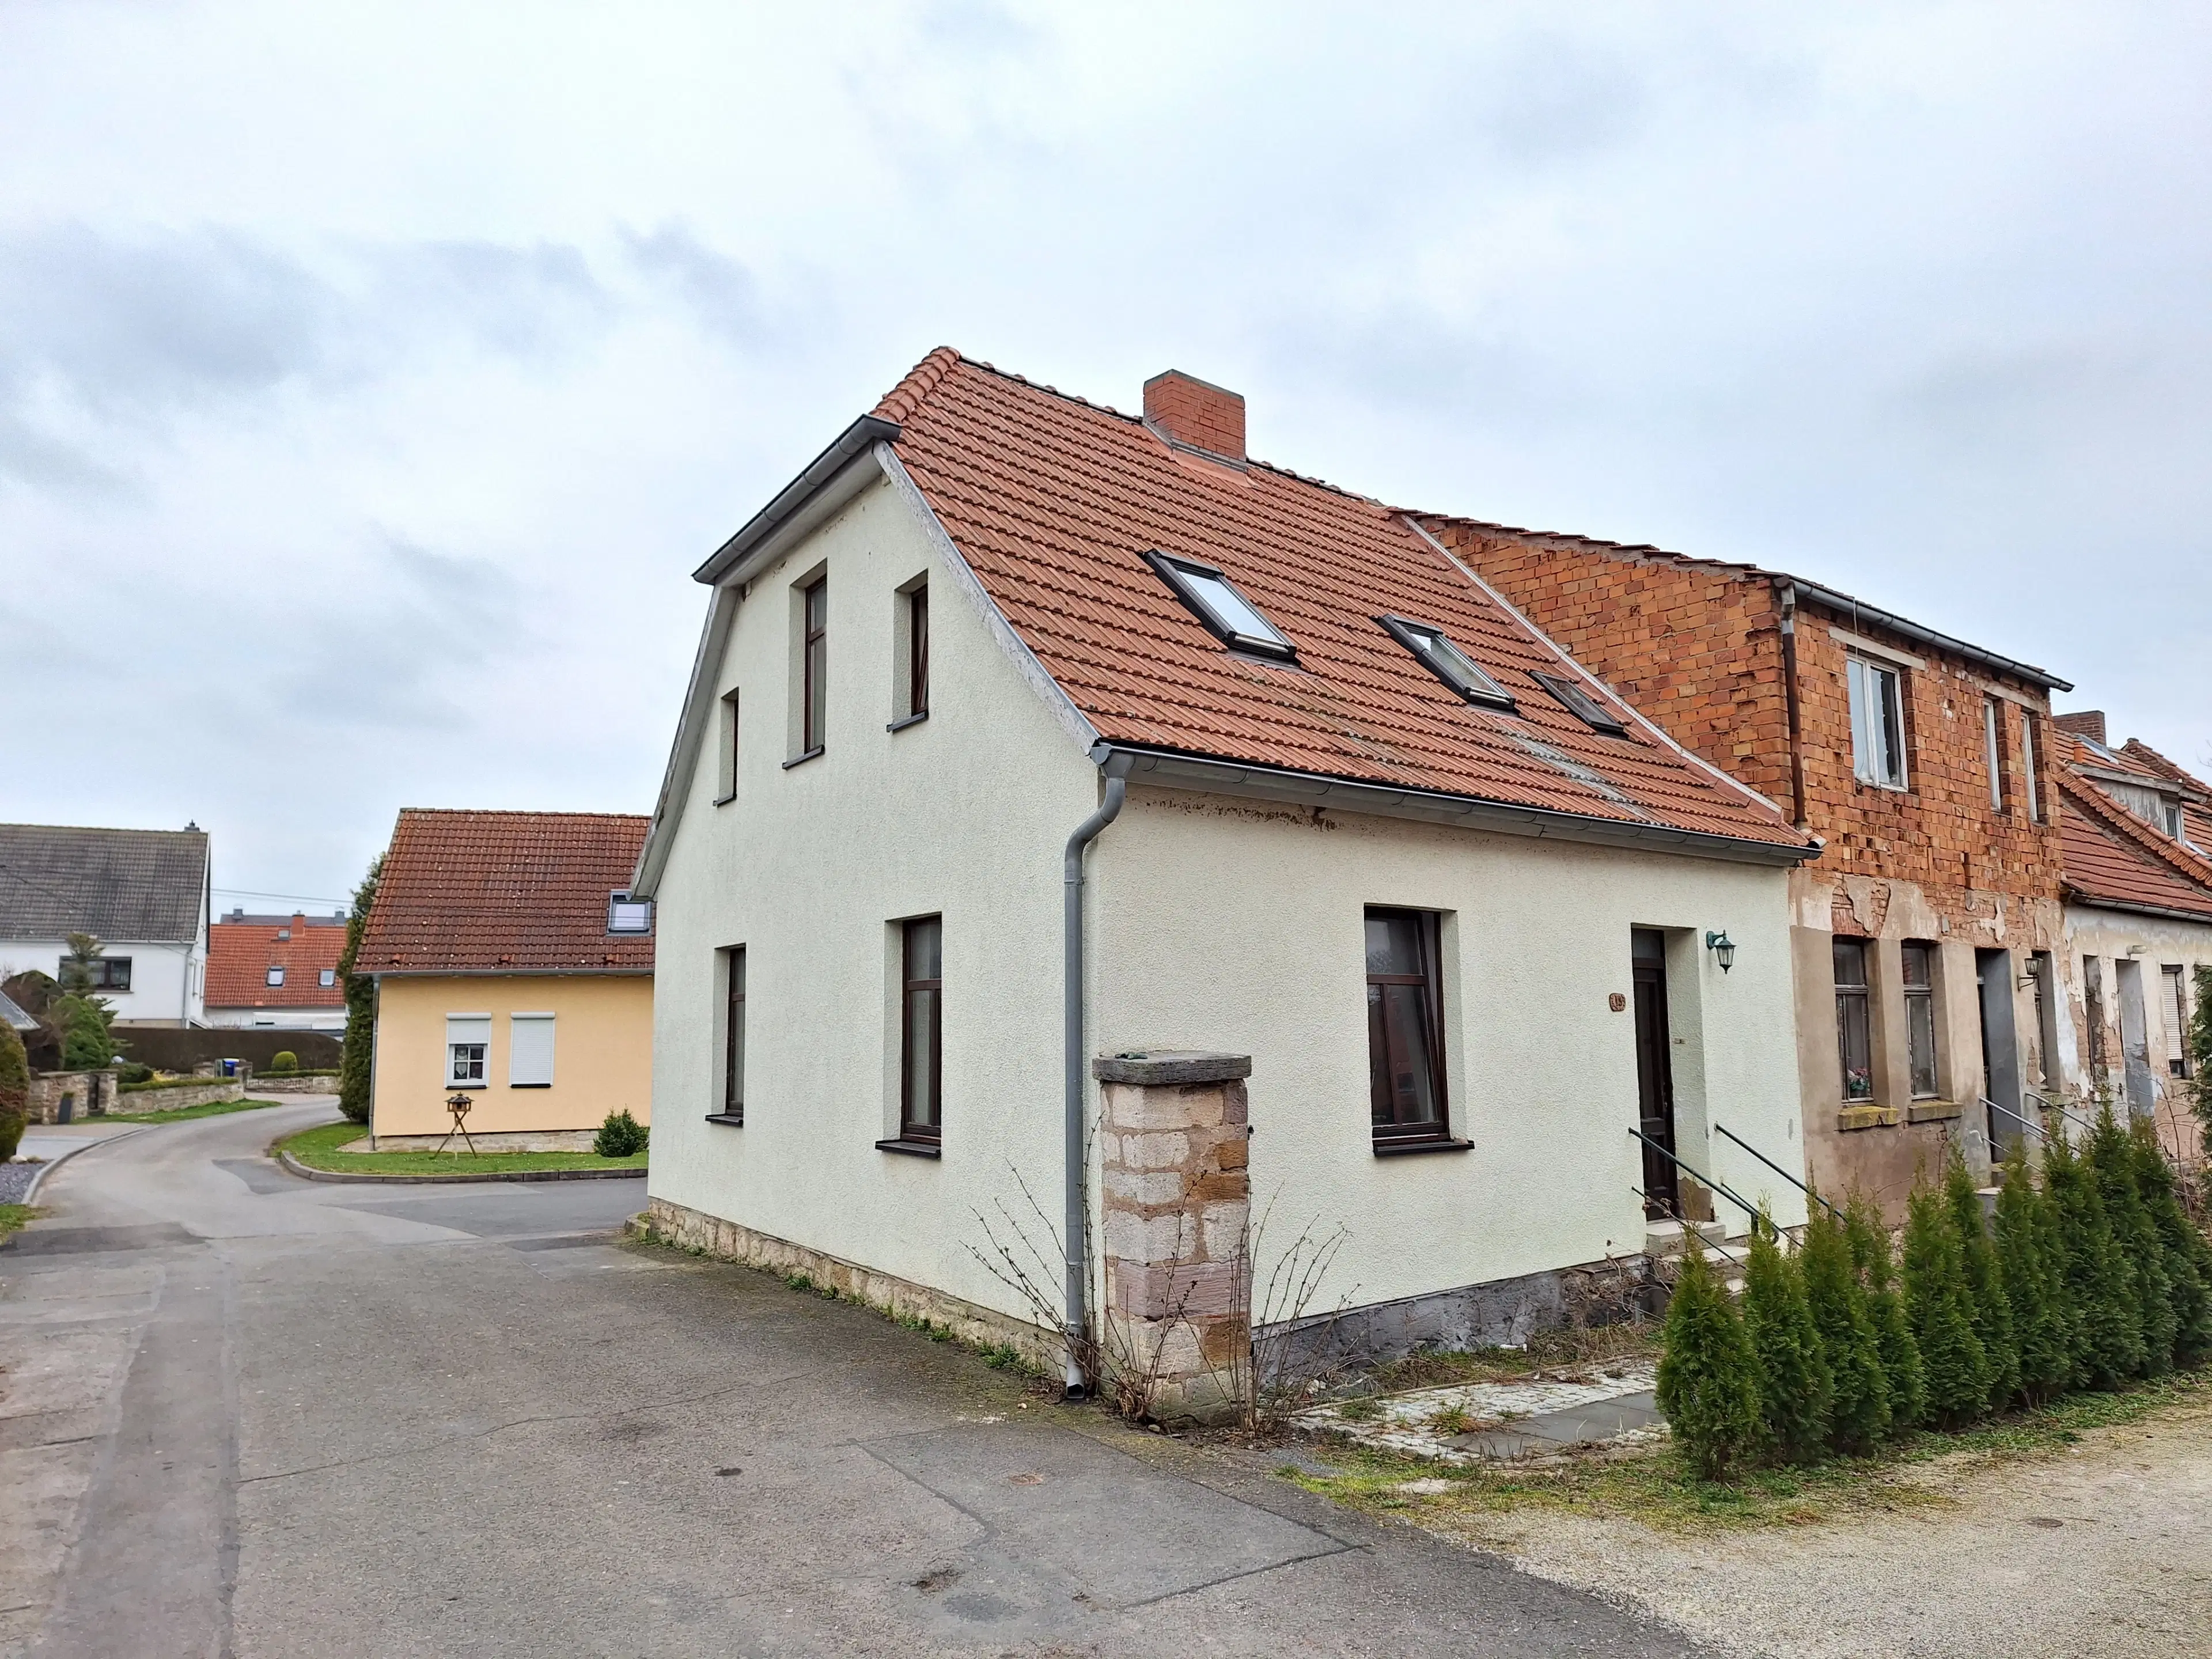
[1531,671,1630,736]
[1376,615,1515,710]
[1144,551,1296,661]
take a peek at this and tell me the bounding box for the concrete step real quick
[1643,1218,1727,1257]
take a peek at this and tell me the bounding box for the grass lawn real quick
[0,1205,36,1240]
[276,1119,647,1176]
[1286,1365,2211,1531]
[105,1096,286,1124]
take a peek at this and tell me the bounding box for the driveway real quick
[0,1100,1709,1657]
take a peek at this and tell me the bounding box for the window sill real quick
[1853,778,1911,795]
[887,711,929,733]
[714,793,736,806]
[875,1137,941,1160]
[703,1112,745,1128]
[1906,1100,1962,1123]
[509,1082,551,1090]
[1836,1104,1899,1131]
[781,747,825,770]
[1372,1137,1474,1158]
[446,1082,486,1091]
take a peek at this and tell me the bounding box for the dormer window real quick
[1531,671,1628,735]
[1143,551,1296,661]
[608,891,653,934]
[1377,615,1515,710]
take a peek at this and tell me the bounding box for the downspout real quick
[1777,581,1810,832]
[1062,756,1130,1396]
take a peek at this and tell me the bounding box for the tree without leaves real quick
[1902,1177,1991,1428]
[1847,1190,1925,1430]
[336,854,383,1126]
[1656,1235,1764,1482]
[1741,1209,1834,1463]
[1800,1190,1890,1453]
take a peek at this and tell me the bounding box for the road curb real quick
[274,1149,647,1185]
[20,1126,155,1206]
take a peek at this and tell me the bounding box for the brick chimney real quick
[1143,370,1245,465]
[2054,710,2107,746]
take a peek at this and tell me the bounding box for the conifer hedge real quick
[1657,1112,2210,1481]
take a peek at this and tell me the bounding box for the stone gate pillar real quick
[1092,1050,1252,1426]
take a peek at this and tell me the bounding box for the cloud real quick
[622,222,765,347]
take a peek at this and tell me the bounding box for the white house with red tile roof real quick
[2050,714,2212,1156]
[204,911,349,1031]
[631,350,1822,1400]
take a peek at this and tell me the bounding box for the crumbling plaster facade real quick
[1424,520,2074,1211]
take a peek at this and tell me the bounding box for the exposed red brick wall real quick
[1142,370,1245,462]
[1421,518,2065,908]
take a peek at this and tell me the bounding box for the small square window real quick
[608,892,653,934]
[1531,669,1628,734]
[1377,615,1515,710]
[266,966,285,987]
[319,968,337,988]
[1143,551,1296,660]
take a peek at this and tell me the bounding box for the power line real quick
[213,888,349,908]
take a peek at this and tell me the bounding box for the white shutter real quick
[509,1014,555,1086]
[445,1016,491,1047]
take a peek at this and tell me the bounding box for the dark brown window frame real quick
[1835,937,1874,1101]
[899,916,943,1145]
[1366,907,1454,1145]
[1901,940,1940,1100]
[801,576,828,755]
[716,688,740,804]
[908,584,929,718]
[708,945,746,1126]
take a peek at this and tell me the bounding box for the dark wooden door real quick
[1631,930,1679,1217]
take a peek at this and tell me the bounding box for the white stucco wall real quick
[2064,904,2212,1131]
[0,937,206,1026]
[646,475,1100,1321]
[1089,789,1808,1315]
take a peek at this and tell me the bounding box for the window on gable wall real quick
[801,575,828,752]
[717,688,740,800]
[1847,659,1907,788]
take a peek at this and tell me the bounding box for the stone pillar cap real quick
[1092,1050,1251,1086]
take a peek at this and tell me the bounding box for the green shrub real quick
[2043,1127,2141,1387]
[1847,1191,1926,1430]
[269,1050,298,1073]
[1741,1213,1832,1463]
[1944,1150,2020,1411]
[1656,1236,1764,1482]
[1902,1177,1990,1427]
[593,1109,649,1158]
[56,994,115,1070]
[116,1062,154,1085]
[2089,1103,2176,1374]
[1800,1192,1889,1453]
[2126,1118,2212,1362]
[2191,965,2212,1153]
[0,1022,28,1162]
[336,854,382,1126]
[1995,1155,2076,1403]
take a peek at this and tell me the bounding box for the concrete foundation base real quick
[358,1128,601,1153]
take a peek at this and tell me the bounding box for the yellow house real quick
[357,808,653,1149]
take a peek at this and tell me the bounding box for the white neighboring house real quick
[631,351,1822,1386]
[0,823,211,1026]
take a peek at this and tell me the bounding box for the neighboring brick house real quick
[1418,520,2075,1210]
[355,810,654,1149]
[2050,713,2212,1161]
[204,910,349,1032]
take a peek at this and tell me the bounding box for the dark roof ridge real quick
[0,820,206,836]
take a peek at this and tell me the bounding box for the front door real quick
[1631,930,1679,1218]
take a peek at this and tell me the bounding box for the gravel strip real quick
[0,1161,43,1205]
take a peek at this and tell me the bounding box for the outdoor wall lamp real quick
[1705,930,1736,973]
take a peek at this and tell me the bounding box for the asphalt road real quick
[0,1100,1712,1658]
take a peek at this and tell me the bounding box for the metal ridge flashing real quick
[691,414,901,585]
[1093,745,1822,867]
[1782,578,2073,693]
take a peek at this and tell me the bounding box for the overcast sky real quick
[2,2,2206,908]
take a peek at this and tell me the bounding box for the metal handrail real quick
[1982,1094,2048,1142]
[1627,1127,1769,1236]
[1711,1122,1843,1220]
[2024,1088,2094,1132]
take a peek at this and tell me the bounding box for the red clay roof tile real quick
[357,810,653,975]
[2058,771,2212,921]
[206,917,347,1009]
[873,353,1808,851]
